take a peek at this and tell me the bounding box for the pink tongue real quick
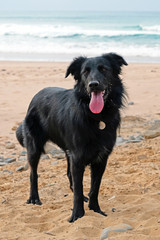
[89,92,104,114]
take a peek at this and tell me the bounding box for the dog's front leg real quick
[69,158,85,222]
[66,151,88,201]
[89,161,107,216]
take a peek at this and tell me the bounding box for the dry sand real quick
[0,61,160,239]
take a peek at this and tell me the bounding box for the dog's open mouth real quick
[89,91,105,114]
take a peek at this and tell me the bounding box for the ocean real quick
[0,11,160,62]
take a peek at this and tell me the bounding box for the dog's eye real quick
[83,67,90,76]
[98,65,107,73]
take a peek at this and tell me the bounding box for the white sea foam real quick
[141,25,160,32]
[1,23,160,38]
[0,40,159,58]
[0,11,160,61]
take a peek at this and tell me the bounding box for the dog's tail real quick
[16,123,25,147]
[16,123,29,172]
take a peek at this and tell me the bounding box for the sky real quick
[0,0,160,12]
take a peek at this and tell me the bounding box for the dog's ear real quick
[65,56,86,81]
[103,53,128,74]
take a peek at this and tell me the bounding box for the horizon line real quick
[0,10,160,13]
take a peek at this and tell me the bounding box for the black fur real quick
[16,53,127,222]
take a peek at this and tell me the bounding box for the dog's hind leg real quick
[88,161,107,216]
[27,149,42,205]
[26,136,42,205]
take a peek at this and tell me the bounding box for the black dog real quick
[16,53,127,222]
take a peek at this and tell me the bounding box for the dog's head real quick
[65,53,127,114]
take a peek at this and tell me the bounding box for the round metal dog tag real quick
[99,121,106,130]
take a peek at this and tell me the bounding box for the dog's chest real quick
[81,121,112,148]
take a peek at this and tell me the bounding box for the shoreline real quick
[1,53,160,63]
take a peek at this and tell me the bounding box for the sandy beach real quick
[0,61,160,239]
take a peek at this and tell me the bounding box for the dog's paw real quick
[89,204,107,216]
[94,209,107,216]
[68,210,85,223]
[26,198,42,205]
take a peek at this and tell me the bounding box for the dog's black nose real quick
[88,81,99,88]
